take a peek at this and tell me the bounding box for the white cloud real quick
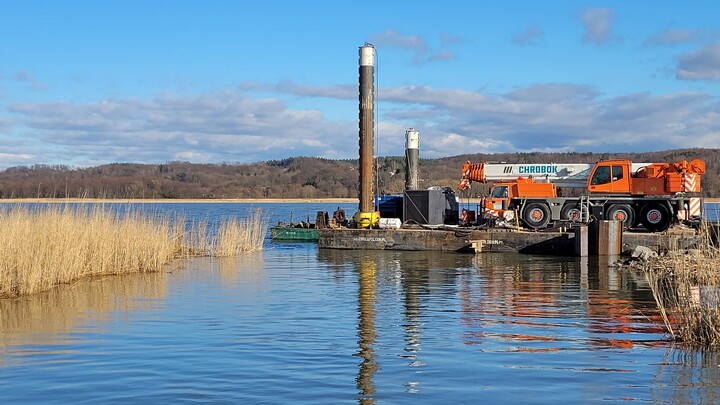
[440,33,465,47]
[173,151,214,161]
[367,29,459,65]
[275,80,356,99]
[646,29,699,46]
[581,8,619,45]
[6,90,357,167]
[368,29,428,54]
[428,50,455,62]
[423,133,514,157]
[11,70,52,90]
[512,24,544,46]
[0,135,39,167]
[644,28,719,47]
[373,85,718,153]
[0,152,34,164]
[676,43,720,81]
[0,116,11,131]
[3,81,719,169]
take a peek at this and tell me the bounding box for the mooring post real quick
[589,220,622,256]
[574,225,588,257]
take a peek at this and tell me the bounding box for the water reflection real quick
[654,348,720,404]
[3,237,720,402]
[177,253,267,288]
[0,252,265,368]
[0,271,168,365]
[317,250,682,402]
[356,259,377,404]
[467,255,662,348]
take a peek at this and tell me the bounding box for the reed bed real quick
[212,208,268,256]
[643,224,720,346]
[0,205,268,299]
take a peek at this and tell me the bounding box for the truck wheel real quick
[523,203,551,229]
[560,204,582,222]
[640,203,670,232]
[607,204,635,229]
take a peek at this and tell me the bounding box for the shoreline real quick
[0,197,717,204]
[0,198,361,204]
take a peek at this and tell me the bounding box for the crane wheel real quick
[607,204,635,230]
[560,204,582,222]
[640,203,670,232]
[522,202,551,229]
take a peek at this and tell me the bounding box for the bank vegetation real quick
[643,225,720,346]
[0,148,718,200]
[0,205,267,299]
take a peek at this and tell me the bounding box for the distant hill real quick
[0,148,718,199]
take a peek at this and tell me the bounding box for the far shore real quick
[0,197,717,204]
[0,198,361,204]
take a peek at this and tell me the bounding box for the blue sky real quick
[1,1,719,169]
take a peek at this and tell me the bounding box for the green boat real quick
[270,225,319,242]
[270,210,336,242]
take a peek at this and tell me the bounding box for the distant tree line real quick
[0,148,718,199]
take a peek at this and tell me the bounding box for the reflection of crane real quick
[356,259,377,403]
[458,255,669,350]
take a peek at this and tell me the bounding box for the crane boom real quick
[459,161,652,190]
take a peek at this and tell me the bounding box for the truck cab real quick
[588,160,631,194]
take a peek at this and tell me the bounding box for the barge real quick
[318,226,702,255]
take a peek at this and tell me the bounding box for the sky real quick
[1,1,719,169]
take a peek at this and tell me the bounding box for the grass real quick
[643,223,720,346]
[0,205,268,299]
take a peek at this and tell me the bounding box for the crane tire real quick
[522,202,551,229]
[560,204,582,222]
[640,203,670,232]
[606,204,635,230]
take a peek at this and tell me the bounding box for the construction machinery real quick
[458,159,706,231]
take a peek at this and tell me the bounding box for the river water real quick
[1,202,720,404]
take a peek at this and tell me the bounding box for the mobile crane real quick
[458,159,705,231]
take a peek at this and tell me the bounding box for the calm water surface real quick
[1,202,720,404]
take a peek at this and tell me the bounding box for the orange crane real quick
[458,159,706,231]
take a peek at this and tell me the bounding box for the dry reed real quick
[0,205,268,299]
[643,223,720,346]
[212,208,268,256]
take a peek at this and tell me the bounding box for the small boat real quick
[270,211,331,242]
[270,224,319,241]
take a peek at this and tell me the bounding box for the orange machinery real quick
[458,159,706,231]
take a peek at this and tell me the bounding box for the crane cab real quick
[587,160,632,194]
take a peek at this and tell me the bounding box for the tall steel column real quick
[354,44,380,228]
[358,44,375,215]
[405,128,419,190]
